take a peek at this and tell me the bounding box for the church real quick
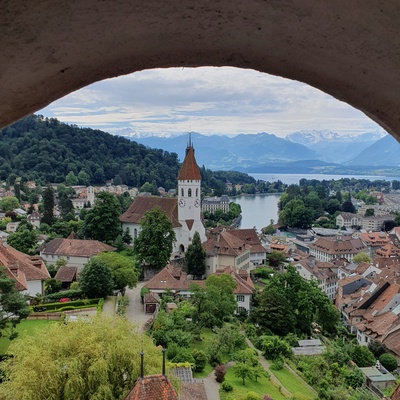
[120,139,206,254]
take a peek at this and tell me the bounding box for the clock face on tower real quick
[179,199,186,207]
[194,199,200,207]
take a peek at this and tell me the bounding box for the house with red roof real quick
[202,227,251,274]
[39,238,115,271]
[120,139,206,255]
[0,241,50,297]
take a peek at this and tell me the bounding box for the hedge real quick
[44,289,83,301]
[30,299,101,312]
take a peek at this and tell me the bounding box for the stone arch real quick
[1,1,400,141]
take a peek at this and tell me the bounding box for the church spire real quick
[177,136,201,180]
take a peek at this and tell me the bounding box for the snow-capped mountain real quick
[285,130,387,163]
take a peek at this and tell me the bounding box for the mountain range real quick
[129,129,400,173]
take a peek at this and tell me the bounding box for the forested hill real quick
[0,115,181,189]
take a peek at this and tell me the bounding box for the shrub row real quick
[30,299,101,312]
[44,289,83,301]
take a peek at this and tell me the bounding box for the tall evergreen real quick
[184,231,206,277]
[41,186,55,225]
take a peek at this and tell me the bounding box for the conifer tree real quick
[41,186,55,225]
[184,231,206,277]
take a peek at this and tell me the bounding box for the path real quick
[245,338,292,398]
[102,296,117,317]
[203,369,221,400]
[124,281,151,331]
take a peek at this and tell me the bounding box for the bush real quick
[44,289,83,301]
[379,353,398,372]
[350,345,376,367]
[214,364,226,383]
[192,349,207,372]
[166,343,179,361]
[270,357,284,371]
[221,382,233,392]
[165,329,192,348]
[244,392,260,400]
[171,349,195,364]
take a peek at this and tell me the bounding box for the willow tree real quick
[0,316,162,400]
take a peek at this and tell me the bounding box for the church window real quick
[188,188,192,197]
[196,188,198,196]
[134,228,137,238]
[181,188,184,197]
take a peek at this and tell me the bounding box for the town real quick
[0,124,399,400]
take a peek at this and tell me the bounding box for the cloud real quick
[39,67,384,137]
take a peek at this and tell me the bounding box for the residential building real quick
[202,228,251,274]
[0,241,50,297]
[360,231,390,257]
[120,139,206,254]
[293,257,338,299]
[308,235,367,262]
[54,266,78,289]
[362,214,392,231]
[39,238,115,271]
[336,212,362,229]
[27,211,41,228]
[201,195,229,213]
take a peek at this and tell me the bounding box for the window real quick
[196,188,199,196]
[181,188,184,197]
[188,188,192,197]
[237,306,247,315]
[237,295,245,302]
[134,228,137,238]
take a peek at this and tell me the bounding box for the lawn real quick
[0,320,58,355]
[272,366,316,399]
[220,366,287,400]
[190,328,217,378]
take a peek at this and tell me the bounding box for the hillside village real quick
[3,140,400,398]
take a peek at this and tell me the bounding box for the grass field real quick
[0,320,57,355]
[220,367,287,400]
[272,366,315,399]
[190,328,216,378]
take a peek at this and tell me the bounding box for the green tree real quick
[0,316,162,400]
[341,194,356,214]
[77,170,90,186]
[7,229,38,254]
[233,362,254,385]
[0,270,30,340]
[365,208,374,217]
[279,199,313,228]
[94,252,138,293]
[82,191,122,243]
[44,278,62,295]
[353,252,371,264]
[41,186,55,225]
[133,207,176,270]
[184,231,206,277]
[65,171,78,186]
[379,353,398,372]
[0,196,20,212]
[79,258,114,298]
[368,340,388,358]
[190,274,237,331]
[350,345,376,367]
[326,198,341,215]
[122,227,132,245]
[259,335,293,360]
[266,251,286,268]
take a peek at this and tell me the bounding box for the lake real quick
[232,173,400,232]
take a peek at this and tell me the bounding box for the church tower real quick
[176,135,206,252]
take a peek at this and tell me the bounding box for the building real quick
[336,212,362,229]
[309,235,367,263]
[120,139,206,254]
[39,238,115,270]
[0,241,50,297]
[360,232,390,257]
[202,228,251,274]
[201,195,229,213]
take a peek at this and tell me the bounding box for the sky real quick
[39,67,386,138]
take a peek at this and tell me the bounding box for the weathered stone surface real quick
[1,1,400,140]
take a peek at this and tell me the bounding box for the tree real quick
[350,345,376,367]
[0,270,30,339]
[368,340,388,358]
[65,171,78,186]
[133,207,176,269]
[365,208,374,217]
[82,191,122,243]
[379,353,398,372]
[41,186,55,225]
[0,316,162,400]
[122,227,133,245]
[266,251,286,268]
[353,252,371,264]
[341,194,356,213]
[184,231,206,277]
[259,336,293,360]
[0,196,20,212]
[233,362,254,385]
[190,274,237,331]
[7,229,38,254]
[94,252,138,293]
[79,258,114,298]
[44,278,62,295]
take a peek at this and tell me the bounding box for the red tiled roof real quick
[120,197,181,228]
[177,146,201,181]
[55,266,77,283]
[309,236,367,255]
[203,229,250,257]
[125,375,177,400]
[40,238,115,258]
[0,243,50,281]
[144,265,189,292]
[227,228,266,253]
[215,266,255,294]
[144,292,160,304]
